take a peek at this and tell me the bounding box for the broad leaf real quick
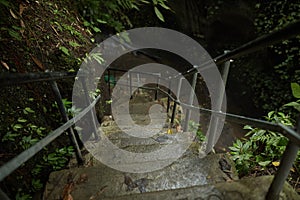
[159,2,170,10]
[96,19,107,24]
[59,46,70,56]
[258,160,271,167]
[92,26,101,33]
[17,118,27,123]
[243,125,253,130]
[154,7,164,22]
[291,83,300,98]
[284,101,300,112]
[69,41,81,47]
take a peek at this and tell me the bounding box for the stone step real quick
[86,126,203,168]
[44,96,300,200]
[103,131,192,148]
[99,115,186,154]
[102,176,300,200]
[44,153,238,200]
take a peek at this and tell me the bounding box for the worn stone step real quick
[104,132,191,148]
[44,153,238,200]
[100,114,169,136]
[113,101,164,115]
[102,176,300,200]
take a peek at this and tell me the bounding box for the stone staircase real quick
[43,97,299,200]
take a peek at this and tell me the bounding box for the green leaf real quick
[159,1,170,10]
[59,46,69,56]
[8,29,21,41]
[236,139,243,147]
[17,118,27,123]
[92,26,101,33]
[229,146,239,152]
[62,99,72,109]
[267,111,275,119]
[291,83,300,98]
[32,179,43,190]
[96,19,107,24]
[106,99,113,104]
[278,112,285,118]
[284,101,300,112]
[243,125,253,130]
[277,137,288,146]
[118,31,131,43]
[90,53,104,64]
[258,160,271,167]
[154,6,164,22]
[2,132,18,141]
[83,21,90,27]
[13,124,23,129]
[12,25,21,30]
[69,41,81,47]
[140,0,150,4]
[131,4,139,10]
[24,107,34,113]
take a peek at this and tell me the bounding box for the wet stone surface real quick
[44,97,299,199]
[44,98,235,199]
[44,152,237,200]
[102,176,300,200]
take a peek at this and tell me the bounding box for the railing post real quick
[183,72,198,132]
[80,78,100,141]
[129,71,132,99]
[137,73,140,94]
[155,75,160,101]
[50,81,83,165]
[266,118,300,200]
[170,77,183,127]
[167,80,172,113]
[206,51,231,153]
[170,102,177,126]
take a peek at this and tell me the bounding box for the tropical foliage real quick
[230,83,300,183]
[76,0,170,33]
[248,1,300,112]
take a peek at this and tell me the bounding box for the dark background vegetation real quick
[0,0,299,198]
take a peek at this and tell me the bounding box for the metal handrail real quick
[0,20,299,200]
[182,20,300,77]
[0,68,163,87]
[105,70,299,200]
[113,81,300,145]
[0,71,298,197]
[0,71,77,86]
[0,95,101,182]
